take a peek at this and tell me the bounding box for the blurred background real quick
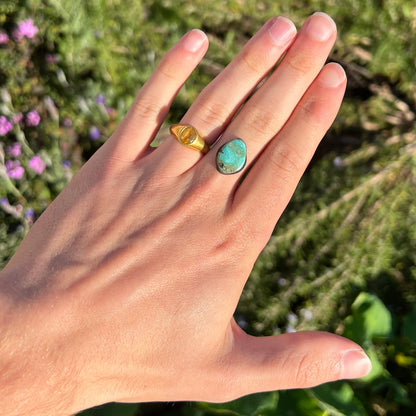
[0,1,415,415]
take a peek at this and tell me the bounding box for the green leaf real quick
[310,382,367,416]
[198,392,278,416]
[403,307,416,344]
[343,292,392,343]
[275,390,324,416]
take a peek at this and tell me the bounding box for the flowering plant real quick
[0,9,120,263]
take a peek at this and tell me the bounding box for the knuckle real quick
[156,59,180,81]
[294,354,320,386]
[206,217,252,268]
[240,47,268,75]
[132,97,162,120]
[285,51,316,76]
[209,228,241,262]
[267,142,305,178]
[195,99,230,129]
[300,98,329,127]
[245,107,279,138]
[294,353,341,387]
[300,98,317,120]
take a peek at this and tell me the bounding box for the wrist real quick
[0,268,76,415]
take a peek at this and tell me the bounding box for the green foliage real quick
[77,402,140,416]
[403,307,416,344]
[310,382,367,416]
[1,0,415,415]
[344,292,393,345]
[341,293,414,410]
[198,392,278,416]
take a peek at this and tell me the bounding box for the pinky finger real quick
[107,29,208,162]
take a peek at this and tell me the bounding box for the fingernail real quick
[182,29,207,53]
[268,16,297,46]
[304,12,336,42]
[342,350,372,379]
[319,63,346,87]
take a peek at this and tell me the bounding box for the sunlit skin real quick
[0,13,371,415]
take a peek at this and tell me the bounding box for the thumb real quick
[223,327,372,400]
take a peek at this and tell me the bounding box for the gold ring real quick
[170,124,209,154]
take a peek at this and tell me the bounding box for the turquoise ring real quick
[216,138,247,175]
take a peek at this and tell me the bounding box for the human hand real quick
[0,12,371,415]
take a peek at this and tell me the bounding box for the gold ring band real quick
[170,124,209,154]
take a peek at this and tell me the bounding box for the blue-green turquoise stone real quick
[216,138,247,175]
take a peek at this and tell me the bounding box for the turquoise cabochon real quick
[216,138,247,175]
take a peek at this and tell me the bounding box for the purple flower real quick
[14,19,38,41]
[95,94,106,105]
[12,113,23,125]
[5,160,25,179]
[0,32,9,44]
[28,155,46,174]
[26,110,40,126]
[62,160,71,168]
[89,126,100,140]
[24,207,35,223]
[0,116,13,135]
[0,197,8,206]
[6,142,22,157]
